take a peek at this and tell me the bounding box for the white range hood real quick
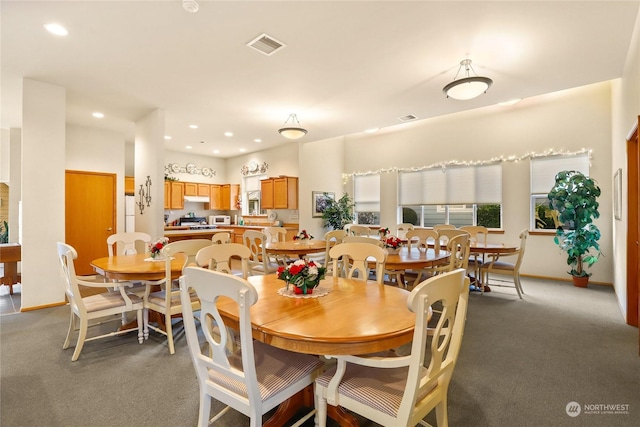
[183,195,210,203]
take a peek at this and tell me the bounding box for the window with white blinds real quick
[530,154,590,194]
[354,174,380,212]
[399,164,502,205]
[243,175,261,192]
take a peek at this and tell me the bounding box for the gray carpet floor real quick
[1,277,639,426]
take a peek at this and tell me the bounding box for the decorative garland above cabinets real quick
[164,162,216,177]
[241,160,269,176]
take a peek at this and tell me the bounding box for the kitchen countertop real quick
[164,228,234,236]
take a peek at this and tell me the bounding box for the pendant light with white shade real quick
[278,113,308,140]
[443,59,493,100]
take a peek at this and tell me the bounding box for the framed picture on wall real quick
[312,191,335,218]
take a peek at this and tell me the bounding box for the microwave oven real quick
[209,215,231,225]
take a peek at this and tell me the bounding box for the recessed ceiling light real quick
[213,149,220,154]
[224,132,233,137]
[498,99,522,106]
[254,139,262,143]
[164,135,172,140]
[239,148,246,152]
[92,112,104,119]
[189,124,198,129]
[44,23,68,36]
[365,128,379,133]
[186,145,192,149]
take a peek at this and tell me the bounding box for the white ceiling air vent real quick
[246,33,286,56]
[398,114,418,122]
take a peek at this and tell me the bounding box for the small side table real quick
[0,243,21,295]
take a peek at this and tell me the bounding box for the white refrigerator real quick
[125,195,135,232]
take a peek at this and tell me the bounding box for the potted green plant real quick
[0,220,8,243]
[547,170,601,287]
[321,193,355,230]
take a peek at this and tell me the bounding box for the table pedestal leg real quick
[263,385,359,427]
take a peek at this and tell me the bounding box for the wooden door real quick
[626,118,639,342]
[221,184,230,210]
[210,184,221,209]
[65,170,116,275]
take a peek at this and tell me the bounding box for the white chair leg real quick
[315,392,327,427]
[63,311,75,349]
[197,393,211,427]
[435,396,448,427]
[166,315,175,354]
[72,317,88,361]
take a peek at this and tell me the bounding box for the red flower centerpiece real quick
[148,237,169,259]
[293,229,314,240]
[378,227,390,237]
[383,236,403,254]
[277,259,326,295]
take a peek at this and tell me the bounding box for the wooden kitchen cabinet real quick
[197,184,210,197]
[125,176,135,195]
[164,181,171,209]
[210,184,221,210]
[184,182,197,196]
[260,179,274,209]
[169,181,185,209]
[261,176,298,209]
[220,184,240,210]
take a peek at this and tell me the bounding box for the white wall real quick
[66,125,127,234]
[298,136,346,237]
[225,143,300,223]
[21,79,66,308]
[342,82,614,285]
[611,6,640,321]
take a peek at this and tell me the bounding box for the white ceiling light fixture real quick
[443,59,493,100]
[182,0,199,13]
[44,23,68,36]
[278,114,308,140]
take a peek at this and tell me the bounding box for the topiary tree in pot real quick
[547,170,601,287]
[322,193,355,230]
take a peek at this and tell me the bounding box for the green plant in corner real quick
[322,193,355,230]
[0,220,8,243]
[547,170,601,281]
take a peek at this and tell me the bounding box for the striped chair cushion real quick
[83,292,142,312]
[316,363,431,418]
[147,290,198,308]
[208,341,323,401]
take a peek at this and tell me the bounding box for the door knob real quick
[106,227,113,231]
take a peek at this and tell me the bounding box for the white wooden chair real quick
[243,230,280,275]
[315,269,470,427]
[433,224,456,232]
[342,236,400,285]
[480,229,529,298]
[460,225,489,282]
[396,223,415,240]
[314,229,347,273]
[414,233,470,287]
[106,231,151,256]
[179,267,325,427]
[347,224,373,237]
[262,226,289,265]
[106,231,153,295]
[211,232,231,244]
[195,242,251,279]
[406,229,439,252]
[143,239,212,354]
[57,242,144,361]
[329,242,386,284]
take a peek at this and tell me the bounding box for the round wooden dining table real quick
[90,253,186,281]
[215,273,416,427]
[216,273,415,355]
[264,239,327,259]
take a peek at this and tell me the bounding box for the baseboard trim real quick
[521,273,612,287]
[20,301,67,312]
